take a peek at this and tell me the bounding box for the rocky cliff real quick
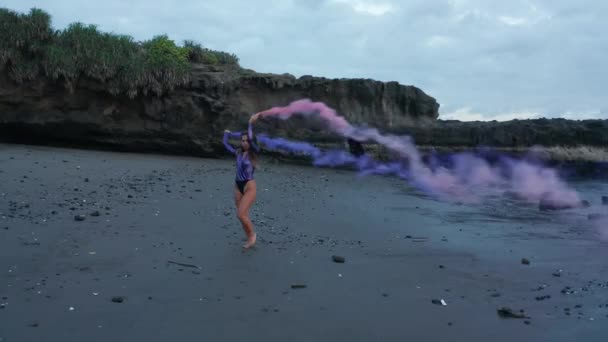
[1,62,607,166]
[0,64,439,156]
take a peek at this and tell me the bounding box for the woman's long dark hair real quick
[239,132,258,168]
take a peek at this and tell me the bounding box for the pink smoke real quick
[255,99,581,205]
[257,99,352,134]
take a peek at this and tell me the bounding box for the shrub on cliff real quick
[183,40,239,65]
[0,7,240,98]
[0,8,53,83]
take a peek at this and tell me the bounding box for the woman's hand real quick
[249,113,262,123]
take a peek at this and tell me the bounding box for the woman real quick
[223,114,261,248]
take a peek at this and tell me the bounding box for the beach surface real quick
[1,143,607,342]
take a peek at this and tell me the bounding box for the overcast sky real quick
[4,0,607,121]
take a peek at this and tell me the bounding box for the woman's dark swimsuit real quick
[223,123,260,195]
[235,180,249,194]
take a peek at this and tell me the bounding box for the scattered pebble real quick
[497,307,529,319]
[521,258,530,265]
[431,299,447,306]
[332,255,345,263]
[111,296,125,303]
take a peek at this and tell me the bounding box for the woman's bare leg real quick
[237,181,257,248]
[234,186,242,211]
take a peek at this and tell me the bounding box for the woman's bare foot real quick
[243,233,257,249]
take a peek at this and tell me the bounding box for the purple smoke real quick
[254,99,581,205]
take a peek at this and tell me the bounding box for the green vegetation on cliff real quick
[0,7,239,97]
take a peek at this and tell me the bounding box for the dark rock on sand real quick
[111,296,125,303]
[90,211,100,217]
[561,286,575,295]
[332,255,345,263]
[521,258,531,265]
[602,196,608,205]
[431,299,446,306]
[497,307,529,319]
[74,214,86,221]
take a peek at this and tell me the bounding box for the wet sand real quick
[1,143,608,342]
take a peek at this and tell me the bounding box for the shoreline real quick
[1,137,606,179]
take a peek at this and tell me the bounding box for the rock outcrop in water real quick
[396,119,608,149]
[0,64,439,156]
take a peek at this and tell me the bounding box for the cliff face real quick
[2,62,606,163]
[0,64,439,156]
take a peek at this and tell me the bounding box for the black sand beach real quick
[1,143,608,341]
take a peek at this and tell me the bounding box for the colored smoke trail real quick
[254,99,581,205]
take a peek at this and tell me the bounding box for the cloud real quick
[2,0,607,121]
[330,0,396,16]
[426,35,454,48]
[440,107,542,121]
[441,107,607,121]
[498,15,528,26]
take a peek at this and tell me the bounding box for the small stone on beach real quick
[497,307,529,319]
[332,255,345,263]
[111,296,125,303]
